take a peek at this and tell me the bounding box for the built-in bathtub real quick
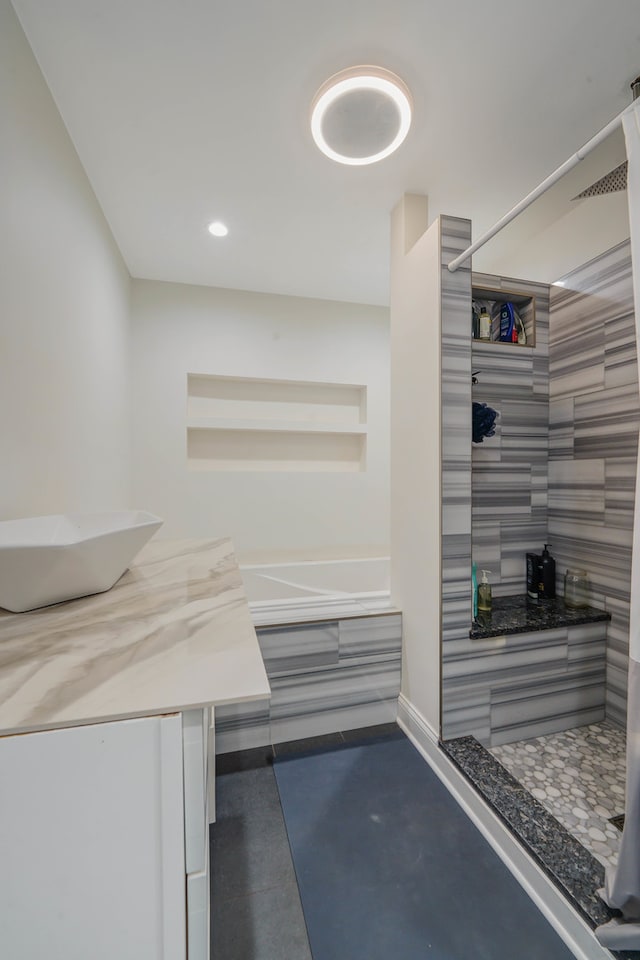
[240,556,392,627]
[216,557,401,753]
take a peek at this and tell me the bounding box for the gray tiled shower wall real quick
[440,217,473,655]
[471,272,550,597]
[548,240,638,727]
[440,234,631,744]
[441,260,602,745]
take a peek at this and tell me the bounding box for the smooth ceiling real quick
[11,0,640,304]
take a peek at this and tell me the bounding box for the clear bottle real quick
[478,569,492,612]
[479,307,491,341]
[564,569,589,608]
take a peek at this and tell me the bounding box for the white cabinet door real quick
[207,707,216,823]
[182,709,212,960]
[0,715,186,960]
[187,868,210,960]
[182,709,208,874]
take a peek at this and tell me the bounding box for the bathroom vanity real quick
[0,538,269,960]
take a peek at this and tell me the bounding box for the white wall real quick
[390,197,442,735]
[0,0,131,519]
[130,280,390,559]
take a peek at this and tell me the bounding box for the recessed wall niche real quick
[186,374,367,472]
[472,284,536,347]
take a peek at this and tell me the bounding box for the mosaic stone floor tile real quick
[491,721,626,869]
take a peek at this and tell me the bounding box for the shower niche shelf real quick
[186,373,367,472]
[472,284,536,348]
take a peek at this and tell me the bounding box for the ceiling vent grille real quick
[572,75,639,200]
[572,161,628,199]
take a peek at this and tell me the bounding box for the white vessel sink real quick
[0,510,163,612]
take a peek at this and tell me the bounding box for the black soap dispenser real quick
[540,544,556,600]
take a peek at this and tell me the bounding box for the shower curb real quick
[439,738,640,955]
[439,736,616,931]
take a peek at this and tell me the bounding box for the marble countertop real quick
[470,594,611,639]
[0,538,270,736]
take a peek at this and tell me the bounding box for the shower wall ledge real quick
[471,595,611,640]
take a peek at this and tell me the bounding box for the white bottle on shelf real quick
[479,307,491,340]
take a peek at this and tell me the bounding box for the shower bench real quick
[470,594,611,640]
[442,594,611,747]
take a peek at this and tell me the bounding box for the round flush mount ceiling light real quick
[208,220,229,237]
[310,65,412,166]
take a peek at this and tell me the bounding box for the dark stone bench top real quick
[470,594,611,640]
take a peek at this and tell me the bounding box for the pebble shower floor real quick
[491,721,626,869]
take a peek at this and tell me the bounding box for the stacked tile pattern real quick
[442,619,607,745]
[214,613,402,753]
[440,260,610,745]
[548,240,639,726]
[471,271,550,596]
[440,217,473,654]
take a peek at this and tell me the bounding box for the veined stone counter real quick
[0,538,270,736]
[470,595,611,640]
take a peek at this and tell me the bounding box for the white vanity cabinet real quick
[0,539,270,960]
[0,708,213,960]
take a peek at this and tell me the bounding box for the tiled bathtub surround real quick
[247,594,394,629]
[214,613,402,753]
[491,721,626,870]
[549,240,639,726]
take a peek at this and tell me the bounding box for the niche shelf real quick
[472,284,536,348]
[186,374,367,472]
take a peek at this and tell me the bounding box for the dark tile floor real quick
[210,753,311,960]
[211,724,399,960]
[274,728,576,960]
[213,722,627,959]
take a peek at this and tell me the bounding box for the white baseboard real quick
[396,694,613,960]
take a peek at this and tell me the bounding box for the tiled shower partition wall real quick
[440,260,610,744]
[471,272,550,596]
[548,239,639,727]
[439,216,473,677]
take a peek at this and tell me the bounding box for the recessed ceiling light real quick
[208,221,229,237]
[310,65,412,166]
